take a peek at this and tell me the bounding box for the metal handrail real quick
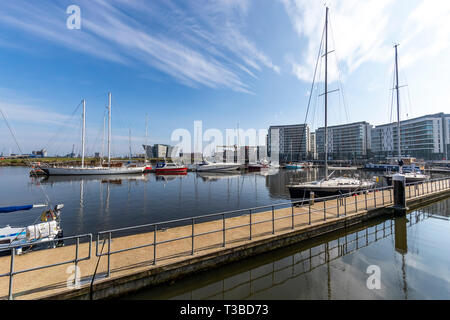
[94,182,409,276]
[0,233,92,300]
[96,177,450,277]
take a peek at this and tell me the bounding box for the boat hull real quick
[42,166,145,175]
[288,180,376,198]
[196,164,241,172]
[155,168,188,174]
[385,174,429,184]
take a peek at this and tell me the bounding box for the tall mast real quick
[81,99,86,168]
[394,44,402,173]
[324,6,329,179]
[145,113,148,163]
[129,128,132,161]
[101,113,106,163]
[108,92,112,167]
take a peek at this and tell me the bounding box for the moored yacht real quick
[288,176,375,198]
[195,160,241,172]
[155,162,188,174]
[40,93,146,176]
[0,204,64,252]
[286,7,375,199]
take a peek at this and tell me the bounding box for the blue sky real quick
[0,0,449,156]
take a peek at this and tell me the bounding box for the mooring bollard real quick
[393,173,407,215]
[310,192,315,205]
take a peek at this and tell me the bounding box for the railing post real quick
[191,218,195,255]
[365,191,368,210]
[249,209,252,240]
[272,206,275,234]
[374,190,376,208]
[344,195,347,216]
[355,193,358,212]
[337,197,340,217]
[8,248,14,300]
[308,203,311,225]
[107,232,111,277]
[382,189,385,205]
[390,188,392,203]
[222,214,225,247]
[323,200,326,221]
[153,225,157,265]
[74,237,79,287]
[291,204,294,229]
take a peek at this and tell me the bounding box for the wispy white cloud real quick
[399,0,450,68]
[0,0,279,93]
[279,0,396,83]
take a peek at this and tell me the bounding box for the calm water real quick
[0,166,382,236]
[125,199,450,300]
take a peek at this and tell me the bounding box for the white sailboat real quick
[384,45,429,184]
[42,93,145,175]
[288,7,375,198]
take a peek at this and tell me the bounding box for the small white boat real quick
[195,160,241,172]
[0,204,64,252]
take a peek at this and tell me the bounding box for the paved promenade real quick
[1,178,449,299]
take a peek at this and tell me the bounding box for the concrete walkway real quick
[0,179,449,300]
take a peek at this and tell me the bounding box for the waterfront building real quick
[31,149,47,157]
[315,121,372,160]
[371,112,450,161]
[267,124,310,163]
[309,132,317,160]
[142,144,179,159]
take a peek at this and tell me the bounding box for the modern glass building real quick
[315,121,372,160]
[371,113,450,160]
[267,124,310,163]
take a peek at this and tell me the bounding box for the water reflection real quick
[125,199,450,300]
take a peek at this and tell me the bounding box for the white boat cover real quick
[26,221,58,241]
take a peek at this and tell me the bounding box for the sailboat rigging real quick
[40,92,146,175]
[287,6,375,198]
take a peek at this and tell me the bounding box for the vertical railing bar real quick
[249,209,252,240]
[8,248,14,300]
[222,214,225,247]
[153,225,157,265]
[323,201,326,221]
[308,203,311,225]
[291,203,294,229]
[355,193,358,213]
[74,237,79,287]
[344,196,347,216]
[365,191,368,210]
[374,190,376,208]
[107,232,111,277]
[272,206,275,234]
[191,218,194,255]
[337,197,340,218]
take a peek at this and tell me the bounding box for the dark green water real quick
[125,198,450,300]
